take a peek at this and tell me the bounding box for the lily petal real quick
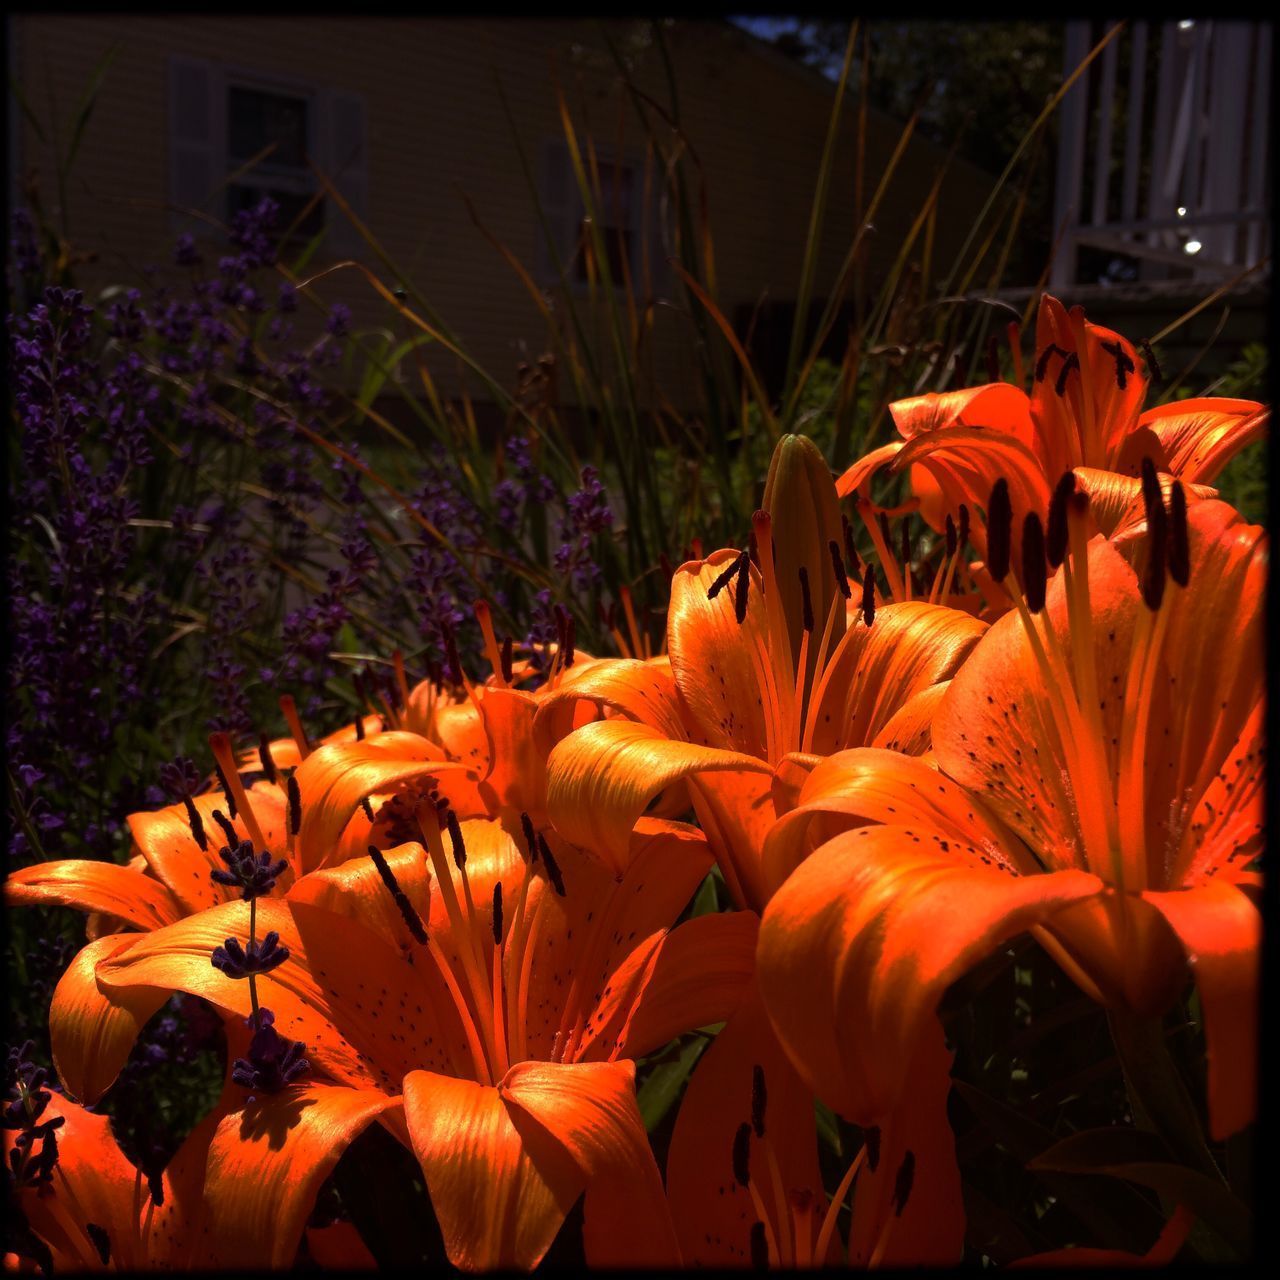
[806,600,986,756]
[758,826,1101,1121]
[666,982,825,1266]
[503,1059,680,1268]
[1142,882,1259,1139]
[293,734,459,874]
[97,898,454,1088]
[49,935,170,1105]
[1138,397,1268,484]
[5,859,183,932]
[589,910,759,1062]
[761,748,1017,895]
[545,719,770,876]
[403,1069,582,1271]
[532,656,686,751]
[128,784,289,913]
[201,1084,395,1268]
[667,551,772,757]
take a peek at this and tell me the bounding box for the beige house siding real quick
[12,17,994,413]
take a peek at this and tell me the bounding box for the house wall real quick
[11,16,995,417]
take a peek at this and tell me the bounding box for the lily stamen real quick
[278,695,311,761]
[209,733,267,853]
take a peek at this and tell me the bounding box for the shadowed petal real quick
[202,1085,396,1269]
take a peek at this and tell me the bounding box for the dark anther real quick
[751,1065,767,1139]
[446,810,467,870]
[211,839,288,901]
[564,615,577,667]
[860,565,876,628]
[842,514,861,578]
[945,514,957,558]
[211,809,238,845]
[1139,337,1163,385]
[1139,455,1162,521]
[147,1166,165,1208]
[1054,352,1080,397]
[520,812,538,862]
[361,797,375,822]
[1034,342,1070,383]
[707,556,740,601]
[798,567,814,633]
[900,520,911,568]
[732,1121,752,1187]
[537,834,566,896]
[1046,471,1076,568]
[986,331,1001,383]
[183,795,208,852]
[750,1221,769,1270]
[231,1008,310,1094]
[957,503,970,550]
[212,758,238,818]
[828,540,851,599]
[734,551,751,624]
[865,1125,882,1172]
[492,882,504,945]
[1141,494,1168,612]
[1022,513,1047,614]
[1100,339,1136,390]
[258,734,278,785]
[85,1223,110,1266]
[354,714,365,742]
[287,776,302,836]
[211,930,290,980]
[878,511,892,552]
[985,479,1013,581]
[892,1149,916,1217]
[367,845,428,944]
[501,636,514,683]
[1168,481,1190,587]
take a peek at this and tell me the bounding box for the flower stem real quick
[248,895,261,1030]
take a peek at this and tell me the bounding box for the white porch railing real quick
[1051,19,1271,289]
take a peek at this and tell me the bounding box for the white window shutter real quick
[319,89,368,259]
[168,56,219,234]
[537,139,577,284]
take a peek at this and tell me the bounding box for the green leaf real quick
[637,1035,707,1132]
[1031,1129,1250,1258]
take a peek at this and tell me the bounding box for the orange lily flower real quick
[90,808,757,1269]
[758,487,1263,1142]
[5,726,463,1106]
[540,433,988,909]
[534,434,975,1265]
[836,294,1267,587]
[4,1068,392,1271]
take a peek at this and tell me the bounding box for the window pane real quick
[228,86,309,169]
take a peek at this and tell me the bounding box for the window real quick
[539,140,656,292]
[168,57,367,258]
[225,84,324,243]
